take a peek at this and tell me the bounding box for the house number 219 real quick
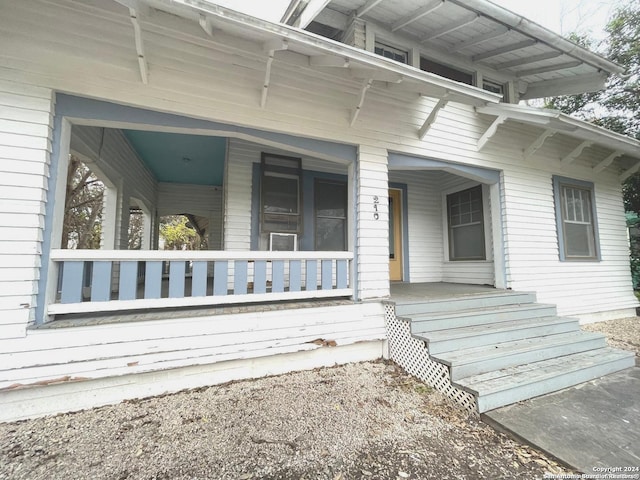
[373,195,379,220]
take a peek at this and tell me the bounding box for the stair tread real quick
[456,347,634,395]
[415,316,578,341]
[405,303,556,321]
[437,331,606,366]
[395,291,536,307]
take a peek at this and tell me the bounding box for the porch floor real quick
[390,282,507,304]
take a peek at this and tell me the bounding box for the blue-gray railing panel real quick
[306,260,317,291]
[213,261,228,296]
[254,260,267,294]
[169,261,186,298]
[191,261,208,297]
[289,260,301,292]
[234,261,248,295]
[119,262,138,300]
[144,261,162,299]
[336,259,348,289]
[91,261,112,302]
[61,261,84,304]
[321,259,332,290]
[272,260,285,293]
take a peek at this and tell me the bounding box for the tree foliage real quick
[159,215,201,250]
[62,156,104,249]
[545,3,640,213]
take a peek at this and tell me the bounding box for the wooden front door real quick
[389,189,403,281]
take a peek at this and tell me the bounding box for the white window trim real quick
[441,182,493,262]
[552,175,601,261]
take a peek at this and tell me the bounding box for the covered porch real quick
[42,95,359,322]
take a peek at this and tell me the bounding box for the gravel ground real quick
[2,317,636,480]
[583,316,640,357]
[0,361,569,480]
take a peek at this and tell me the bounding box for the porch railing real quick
[48,250,353,315]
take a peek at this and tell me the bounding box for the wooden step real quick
[437,331,607,381]
[455,348,636,413]
[419,316,580,355]
[409,303,558,333]
[395,291,537,317]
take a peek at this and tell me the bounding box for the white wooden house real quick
[0,0,638,420]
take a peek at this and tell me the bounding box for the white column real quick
[356,145,390,300]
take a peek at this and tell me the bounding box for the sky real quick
[211,0,622,44]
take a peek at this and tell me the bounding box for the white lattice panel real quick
[384,303,478,414]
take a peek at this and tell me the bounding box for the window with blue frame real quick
[315,179,347,251]
[256,154,348,251]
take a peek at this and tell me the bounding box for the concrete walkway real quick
[483,367,640,473]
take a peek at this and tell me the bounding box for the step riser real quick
[395,293,537,316]
[426,321,580,355]
[448,337,607,381]
[473,356,636,413]
[412,307,558,332]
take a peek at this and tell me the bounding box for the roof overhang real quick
[303,0,624,99]
[477,103,640,181]
[116,0,501,111]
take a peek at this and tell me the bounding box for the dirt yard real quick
[2,316,637,480]
[0,361,570,480]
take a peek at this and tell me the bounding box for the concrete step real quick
[456,347,636,413]
[408,303,558,332]
[395,291,537,317]
[438,331,607,381]
[418,316,580,355]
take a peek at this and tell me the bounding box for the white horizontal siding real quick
[0,78,53,339]
[0,302,386,390]
[0,0,634,354]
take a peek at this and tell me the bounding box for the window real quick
[447,185,486,260]
[315,179,347,250]
[261,154,301,234]
[420,57,473,85]
[482,80,504,95]
[553,176,600,261]
[374,41,408,64]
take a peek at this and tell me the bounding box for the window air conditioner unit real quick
[269,233,297,251]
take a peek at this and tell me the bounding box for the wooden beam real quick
[477,115,506,150]
[473,39,537,62]
[451,26,509,52]
[260,40,288,108]
[621,161,640,182]
[495,51,562,70]
[129,8,148,84]
[593,150,623,173]
[561,141,592,165]
[418,94,449,139]
[198,14,213,36]
[516,61,582,78]
[391,0,444,32]
[350,78,373,126]
[356,0,384,17]
[421,14,479,42]
[523,129,555,160]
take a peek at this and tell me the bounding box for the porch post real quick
[356,145,390,300]
[490,181,507,289]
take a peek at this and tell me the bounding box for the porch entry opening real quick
[389,188,403,281]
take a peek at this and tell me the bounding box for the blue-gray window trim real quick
[389,182,410,282]
[251,163,347,251]
[552,175,601,261]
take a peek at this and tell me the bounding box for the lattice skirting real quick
[384,303,478,414]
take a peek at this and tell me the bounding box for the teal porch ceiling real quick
[123,130,226,186]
